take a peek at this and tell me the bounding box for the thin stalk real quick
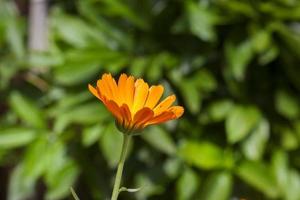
[70,187,80,200]
[110,134,131,200]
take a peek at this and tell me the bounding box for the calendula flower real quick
[88,73,184,133]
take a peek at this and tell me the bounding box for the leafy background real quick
[1,0,300,199]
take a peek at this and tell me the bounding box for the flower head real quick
[88,73,184,133]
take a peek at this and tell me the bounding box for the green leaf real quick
[259,2,300,20]
[27,51,64,68]
[285,170,300,200]
[251,29,272,53]
[216,0,257,18]
[146,53,177,82]
[0,127,36,149]
[45,161,79,200]
[51,12,106,48]
[142,126,176,155]
[77,1,132,49]
[0,59,18,89]
[236,160,279,198]
[9,92,46,128]
[82,124,105,147]
[199,171,232,200]
[207,100,234,122]
[8,164,35,200]
[258,44,279,65]
[54,50,126,85]
[146,54,166,82]
[179,141,234,170]
[43,139,68,176]
[293,120,300,140]
[281,127,299,150]
[179,80,202,114]
[53,103,109,133]
[275,90,299,119]
[272,150,300,200]
[242,118,270,160]
[225,40,254,81]
[163,157,181,178]
[99,123,124,168]
[226,105,261,144]
[176,167,200,200]
[195,70,217,93]
[100,0,148,29]
[271,150,289,194]
[4,2,25,59]
[272,22,300,58]
[21,135,72,199]
[48,92,91,117]
[54,54,100,85]
[134,173,164,199]
[271,151,300,200]
[23,136,49,182]
[129,57,148,77]
[28,137,79,200]
[186,1,216,41]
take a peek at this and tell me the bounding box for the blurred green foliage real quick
[1,0,300,199]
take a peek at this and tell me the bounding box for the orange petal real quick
[97,79,113,99]
[153,95,176,116]
[145,111,175,126]
[119,104,132,128]
[144,85,164,109]
[132,79,149,114]
[168,106,184,118]
[104,100,122,121]
[103,73,120,104]
[125,76,135,109]
[88,84,101,100]
[118,74,128,105]
[133,107,154,128]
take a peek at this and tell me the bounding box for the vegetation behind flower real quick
[0,0,300,200]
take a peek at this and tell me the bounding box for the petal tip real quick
[88,83,93,88]
[88,84,95,92]
[170,106,184,118]
[88,84,101,99]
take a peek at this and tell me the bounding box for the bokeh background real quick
[1,0,300,199]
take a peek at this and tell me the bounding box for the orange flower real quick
[88,73,184,133]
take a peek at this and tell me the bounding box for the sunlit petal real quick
[132,79,149,114]
[97,79,112,100]
[125,76,135,109]
[168,106,184,118]
[103,74,120,105]
[144,85,164,109]
[153,95,176,116]
[88,84,101,100]
[118,74,128,105]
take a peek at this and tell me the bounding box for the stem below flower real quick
[111,134,131,200]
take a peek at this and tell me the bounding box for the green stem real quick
[70,187,80,200]
[111,134,131,200]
